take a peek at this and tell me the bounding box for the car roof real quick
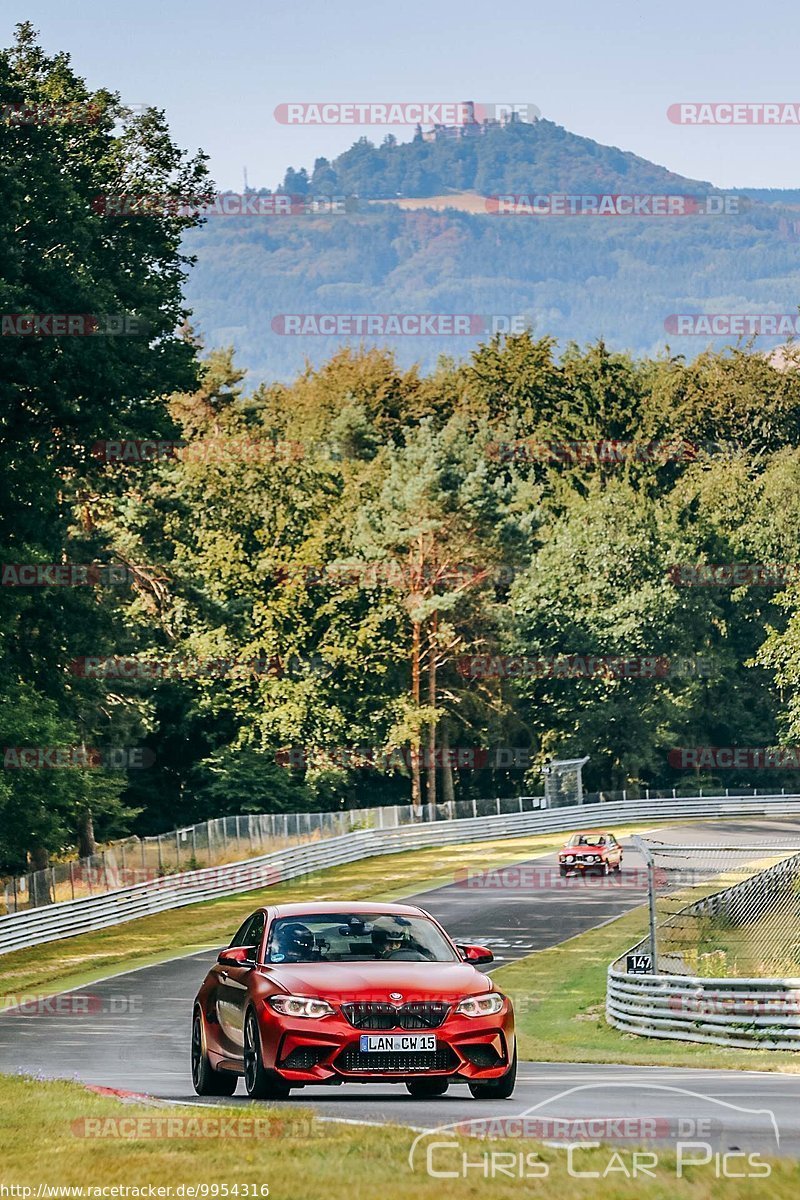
[268,901,428,918]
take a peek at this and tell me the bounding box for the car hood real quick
[562,844,606,853]
[260,960,492,1002]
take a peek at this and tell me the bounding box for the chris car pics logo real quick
[408,1084,777,1181]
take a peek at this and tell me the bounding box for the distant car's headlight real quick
[456,992,505,1018]
[268,995,335,1019]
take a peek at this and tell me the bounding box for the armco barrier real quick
[2,793,800,956]
[607,844,800,1050]
[607,971,800,1050]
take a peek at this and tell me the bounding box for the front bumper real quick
[253,1003,515,1084]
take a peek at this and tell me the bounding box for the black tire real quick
[191,1010,238,1097]
[559,865,568,877]
[405,1078,450,1098]
[614,860,623,874]
[468,1046,517,1100]
[243,1009,291,1100]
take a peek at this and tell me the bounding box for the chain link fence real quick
[629,838,800,978]
[0,795,549,914]
[6,787,798,917]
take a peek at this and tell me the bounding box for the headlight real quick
[455,992,505,1018]
[564,854,574,863]
[268,995,335,1019]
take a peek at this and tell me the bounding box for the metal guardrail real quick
[6,783,791,913]
[2,792,800,958]
[1,797,549,913]
[607,972,800,1050]
[607,845,800,1050]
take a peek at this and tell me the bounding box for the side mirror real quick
[217,946,255,968]
[458,944,494,965]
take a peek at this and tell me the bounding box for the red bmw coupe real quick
[192,901,516,1100]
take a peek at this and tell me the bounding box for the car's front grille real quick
[336,1045,459,1073]
[341,1002,450,1030]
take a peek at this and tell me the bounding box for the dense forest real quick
[183,195,800,380]
[4,27,800,880]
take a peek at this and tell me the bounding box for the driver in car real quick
[371,927,408,959]
[273,922,317,962]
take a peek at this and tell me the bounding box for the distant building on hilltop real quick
[420,100,536,142]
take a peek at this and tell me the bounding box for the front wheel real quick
[405,1078,449,1098]
[243,1010,291,1100]
[559,866,568,877]
[191,1011,237,1096]
[468,1047,517,1100]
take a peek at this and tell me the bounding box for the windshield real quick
[567,833,605,846]
[265,912,459,963]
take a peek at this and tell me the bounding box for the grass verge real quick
[0,1073,795,1198]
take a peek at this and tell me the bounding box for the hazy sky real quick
[5,0,800,190]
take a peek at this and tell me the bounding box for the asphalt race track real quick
[2,818,800,1156]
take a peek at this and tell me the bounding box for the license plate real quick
[359,1034,437,1052]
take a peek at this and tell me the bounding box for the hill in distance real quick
[276,117,712,199]
[182,119,800,381]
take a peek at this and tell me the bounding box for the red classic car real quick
[558,831,623,876]
[192,901,516,1100]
